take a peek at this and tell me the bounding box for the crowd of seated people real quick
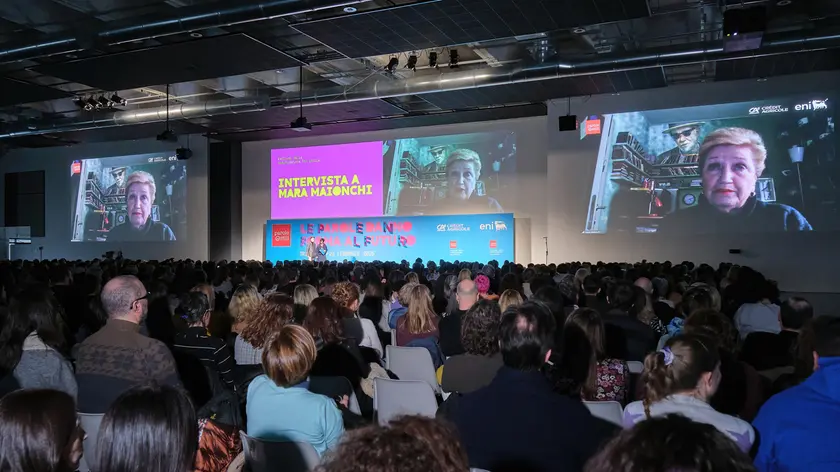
[0,256,836,471]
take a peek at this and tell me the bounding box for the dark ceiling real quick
[0,0,838,147]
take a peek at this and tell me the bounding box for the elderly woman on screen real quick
[659,127,812,233]
[107,171,176,241]
[426,148,503,215]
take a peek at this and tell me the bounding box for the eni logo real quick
[795,99,828,111]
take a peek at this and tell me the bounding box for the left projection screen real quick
[70,153,187,242]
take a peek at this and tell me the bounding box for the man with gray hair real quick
[439,279,479,357]
[75,275,180,413]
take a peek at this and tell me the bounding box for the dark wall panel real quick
[5,170,46,237]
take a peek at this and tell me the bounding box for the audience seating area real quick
[0,257,835,472]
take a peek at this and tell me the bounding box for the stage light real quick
[110,93,126,106]
[97,96,112,108]
[386,57,399,73]
[72,97,86,109]
[405,54,418,71]
[85,97,98,111]
[449,49,459,68]
[428,51,438,68]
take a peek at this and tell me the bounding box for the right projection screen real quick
[583,94,837,234]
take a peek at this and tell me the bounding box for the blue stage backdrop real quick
[266,213,514,262]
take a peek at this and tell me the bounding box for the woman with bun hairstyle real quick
[622,333,755,452]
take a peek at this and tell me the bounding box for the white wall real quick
[546,71,840,293]
[0,136,209,260]
[242,116,548,263]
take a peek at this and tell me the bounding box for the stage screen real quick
[582,95,837,234]
[70,153,187,242]
[265,213,514,263]
[270,130,517,219]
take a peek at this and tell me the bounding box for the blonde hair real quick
[498,289,524,312]
[397,282,418,306]
[262,324,317,387]
[445,149,482,176]
[125,170,157,202]
[401,284,437,335]
[458,269,472,282]
[229,284,261,323]
[699,127,767,176]
[405,272,420,284]
[293,284,318,307]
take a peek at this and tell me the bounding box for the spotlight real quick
[84,97,98,111]
[110,93,126,106]
[72,97,86,109]
[97,96,112,108]
[405,54,418,71]
[449,49,459,68]
[428,51,438,68]
[386,57,399,73]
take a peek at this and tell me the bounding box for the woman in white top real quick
[623,333,755,452]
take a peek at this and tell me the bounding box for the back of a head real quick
[460,299,501,357]
[680,285,717,318]
[331,281,360,309]
[190,283,215,311]
[293,284,318,307]
[177,291,210,326]
[319,415,468,472]
[500,301,556,371]
[240,293,294,349]
[228,284,261,323]
[263,324,317,387]
[8,285,65,351]
[642,334,720,415]
[583,275,601,295]
[609,282,637,312]
[396,281,416,306]
[404,284,435,334]
[101,275,143,319]
[683,309,736,352]
[584,414,756,472]
[0,389,79,472]
[812,316,840,358]
[532,285,567,321]
[780,297,814,330]
[304,296,345,344]
[498,289,524,312]
[96,384,197,472]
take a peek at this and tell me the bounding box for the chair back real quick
[583,400,624,426]
[239,431,320,472]
[627,360,644,374]
[373,378,437,426]
[76,412,105,472]
[385,345,439,392]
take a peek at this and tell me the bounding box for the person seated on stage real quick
[107,171,176,242]
[422,149,503,215]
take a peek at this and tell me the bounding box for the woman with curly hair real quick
[227,284,261,345]
[330,282,382,358]
[440,300,502,394]
[235,293,293,365]
[318,415,467,472]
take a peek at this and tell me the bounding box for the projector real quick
[290,116,312,132]
[156,129,178,142]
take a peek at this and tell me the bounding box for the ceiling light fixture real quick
[190,32,203,38]
[405,54,418,71]
[449,49,459,68]
[343,6,357,12]
[386,57,399,73]
[757,77,768,82]
[776,0,792,5]
[85,97,98,111]
[428,51,438,68]
[72,97,86,109]
[97,96,112,108]
[572,27,586,34]
[110,93,126,106]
